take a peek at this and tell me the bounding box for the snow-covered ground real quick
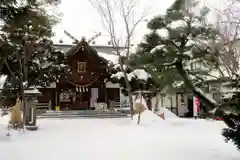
[0,110,239,160]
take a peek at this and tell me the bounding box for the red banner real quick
[195,97,200,113]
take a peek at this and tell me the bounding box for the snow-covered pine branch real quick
[111,69,151,82]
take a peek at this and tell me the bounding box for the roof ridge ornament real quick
[81,36,86,42]
[63,30,101,44]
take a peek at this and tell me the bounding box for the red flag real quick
[195,97,200,113]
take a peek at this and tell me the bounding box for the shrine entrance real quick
[59,86,91,110]
[74,88,91,110]
[37,40,120,110]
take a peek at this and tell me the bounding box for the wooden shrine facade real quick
[37,40,120,110]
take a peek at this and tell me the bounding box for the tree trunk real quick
[119,59,134,119]
[18,52,27,127]
[19,60,26,126]
[124,73,134,119]
[175,61,218,110]
[154,92,160,112]
[137,113,141,124]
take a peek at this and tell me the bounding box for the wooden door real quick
[74,91,90,110]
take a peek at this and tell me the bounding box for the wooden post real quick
[176,94,179,116]
[48,100,52,110]
[55,90,58,108]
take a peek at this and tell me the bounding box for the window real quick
[77,62,86,73]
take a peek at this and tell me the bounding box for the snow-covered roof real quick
[54,43,125,55]
[24,88,41,95]
[97,52,119,64]
[54,43,126,65]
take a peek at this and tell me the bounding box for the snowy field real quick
[0,110,240,160]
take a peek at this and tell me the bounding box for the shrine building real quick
[37,39,124,110]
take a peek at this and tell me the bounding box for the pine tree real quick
[128,0,240,150]
[220,76,240,150]
[0,0,69,126]
[0,0,69,96]
[128,0,221,110]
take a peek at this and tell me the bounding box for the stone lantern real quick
[24,88,41,130]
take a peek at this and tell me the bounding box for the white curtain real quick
[90,88,98,107]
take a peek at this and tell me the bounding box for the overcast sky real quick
[51,0,231,45]
[51,0,176,44]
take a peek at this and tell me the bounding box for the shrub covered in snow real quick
[219,89,240,150]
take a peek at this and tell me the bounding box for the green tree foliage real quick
[220,76,240,150]
[129,0,220,109]
[0,0,69,99]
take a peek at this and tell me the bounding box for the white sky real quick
[52,0,175,44]
[52,0,231,45]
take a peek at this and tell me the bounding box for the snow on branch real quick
[111,69,151,81]
[150,44,166,54]
[195,86,218,106]
[169,20,187,29]
[156,29,169,39]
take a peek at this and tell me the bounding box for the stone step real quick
[42,110,126,116]
[38,110,129,119]
[42,112,127,116]
[38,114,128,119]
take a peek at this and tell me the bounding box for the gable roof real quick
[54,42,125,65]
[65,39,109,66]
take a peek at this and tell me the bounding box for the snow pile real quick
[163,108,179,119]
[133,110,165,126]
[0,113,10,126]
[0,111,10,140]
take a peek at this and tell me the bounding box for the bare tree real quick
[88,0,148,118]
[213,0,240,78]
